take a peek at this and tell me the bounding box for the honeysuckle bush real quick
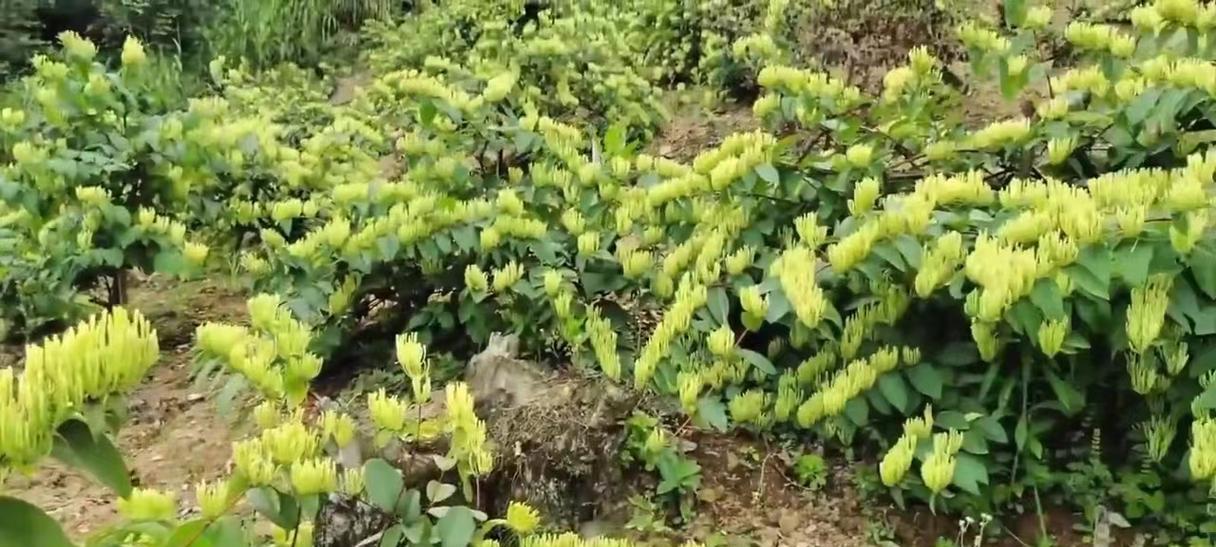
[361,0,671,132]
[1,300,676,547]
[0,33,285,340]
[220,0,1216,538]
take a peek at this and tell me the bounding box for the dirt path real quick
[3,277,249,538]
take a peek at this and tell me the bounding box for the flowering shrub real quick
[223,0,1216,536]
[0,303,646,547]
[0,34,240,339]
[9,0,1216,542]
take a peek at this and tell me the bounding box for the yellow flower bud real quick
[708,324,735,357]
[291,457,338,496]
[1047,137,1076,165]
[195,479,231,519]
[845,144,874,168]
[121,36,146,67]
[368,389,408,434]
[1022,5,1053,30]
[506,501,541,534]
[340,467,365,496]
[117,488,176,521]
[1037,318,1069,358]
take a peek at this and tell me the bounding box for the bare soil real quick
[3,277,249,538]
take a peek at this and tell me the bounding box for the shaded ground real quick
[3,277,249,538]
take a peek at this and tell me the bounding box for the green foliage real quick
[204,0,397,68]
[623,413,702,523]
[792,452,828,490]
[0,34,243,339]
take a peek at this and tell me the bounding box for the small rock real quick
[186,393,205,403]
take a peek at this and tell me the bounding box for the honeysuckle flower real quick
[1022,5,1053,30]
[506,501,541,534]
[121,36,146,67]
[117,488,176,521]
[195,479,231,519]
[291,457,338,495]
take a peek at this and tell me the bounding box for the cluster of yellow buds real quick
[1037,318,1070,358]
[827,222,881,273]
[634,278,707,387]
[773,373,803,423]
[880,46,941,102]
[1170,210,1209,254]
[963,234,1039,322]
[729,389,771,426]
[914,231,965,298]
[725,245,754,276]
[1,308,158,474]
[618,247,654,280]
[920,430,964,493]
[755,65,862,122]
[794,213,828,249]
[1021,5,1054,30]
[918,171,995,208]
[196,294,322,405]
[772,247,827,328]
[445,382,493,479]
[957,22,1010,54]
[1047,137,1077,165]
[1052,66,1109,97]
[396,332,432,403]
[1127,275,1174,354]
[849,177,881,215]
[879,408,935,486]
[738,285,769,331]
[117,488,176,521]
[799,347,903,427]
[585,308,621,380]
[970,118,1032,151]
[492,261,525,293]
[796,349,837,386]
[1189,416,1216,482]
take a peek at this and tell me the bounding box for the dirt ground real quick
[2,277,249,538]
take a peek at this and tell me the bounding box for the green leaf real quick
[152,250,185,276]
[246,487,299,530]
[975,416,1009,444]
[844,397,869,426]
[1067,263,1109,300]
[1193,389,1216,411]
[962,428,989,455]
[1003,0,1026,28]
[1190,243,1216,299]
[871,243,907,272]
[893,234,922,270]
[51,419,131,497]
[936,410,971,430]
[364,459,405,513]
[951,454,989,496]
[436,506,476,547]
[707,287,729,326]
[426,481,457,503]
[737,349,776,375]
[755,163,780,184]
[604,123,626,155]
[1044,369,1085,415]
[1015,416,1029,450]
[1114,243,1154,286]
[380,524,405,547]
[207,516,247,547]
[906,364,943,399]
[1078,245,1112,286]
[695,396,730,432]
[164,519,212,547]
[1030,279,1065,320]
[0,496,74,547]
[877,373,910,413]
[937,342,979,366]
